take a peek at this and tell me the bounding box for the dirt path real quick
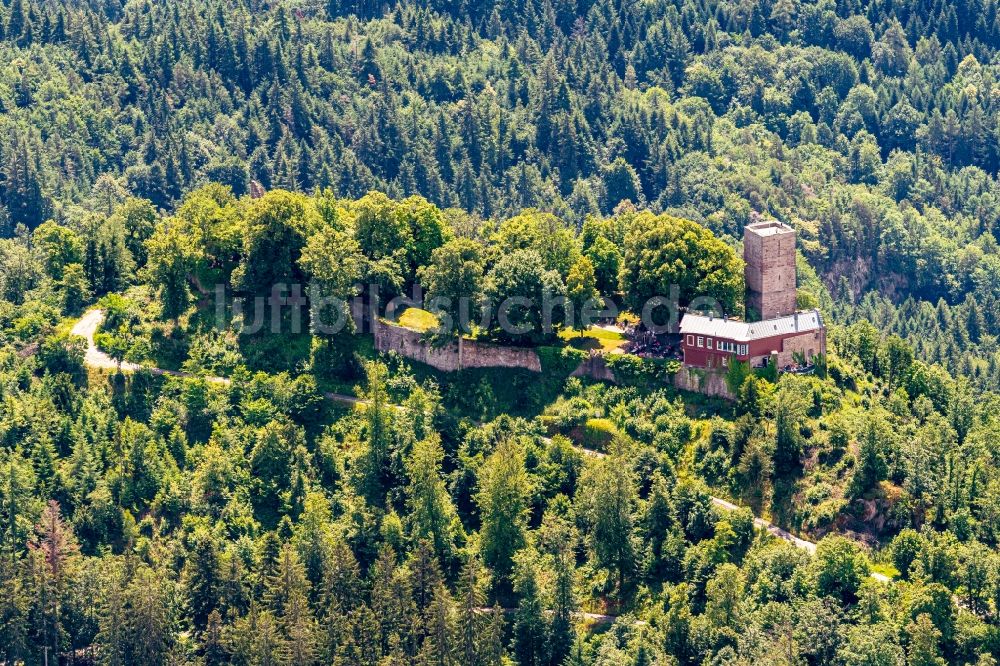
[70,309,891,592]
[70,309,365,405]
[709,496,817,554]
[473,607,630,625]
[544,450,890,581]
[71,309,141,372]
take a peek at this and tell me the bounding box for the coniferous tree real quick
[477,438,531,583]
[580,453,639,598]
[512,550,548,666]
[184,529,222,632]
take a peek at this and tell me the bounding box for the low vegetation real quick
[2,0,1000,661]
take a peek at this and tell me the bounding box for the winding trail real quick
[563,441,891,579]
[70,309,364,405]
[709,496,817,555]
[73,309,145,373]
[69,308,889,619]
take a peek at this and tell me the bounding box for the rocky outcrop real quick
[570,352,617,382]
[671,366,734,399]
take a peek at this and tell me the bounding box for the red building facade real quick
[680,310,826,370]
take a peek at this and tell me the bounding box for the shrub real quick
[605,353,680,388]
[725,359,750,394]
[537,345,587,376]
[581,418,618,451]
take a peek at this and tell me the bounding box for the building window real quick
[686,335,694,346]
[697,336,703,348]
[706,338,713,349]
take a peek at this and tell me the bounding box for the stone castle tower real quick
[744,220,797,321]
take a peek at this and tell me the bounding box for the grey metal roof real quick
[678,316,751,340]
[680,310,823,342]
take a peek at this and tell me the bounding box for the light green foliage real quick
[566,255,601,333]
[620,212,744,318]
[578,452,639,597]
[2,1,1000,663]
[0,238,42,304]
[477,438,532,580]
[405,434,460,560]
[484,249,566,343]
[33,221,83,281]
[58,263,90,314]
[581,418,617,451]
[584,236,623,296]
[300,217,364,330]
[113,198,158,269]
[850,412,891,499]
[814,536,870,604]
[602,158,644,211]
[493,210,581,278]
[233,190,318,296]
[705,563,745,628]
[144,221,196,320]
[418,237,485,335]
[772,376,809,473]
[352,192,449,293]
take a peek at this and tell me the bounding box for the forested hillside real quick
[4,0,1000,383]
[4,0,1000,663]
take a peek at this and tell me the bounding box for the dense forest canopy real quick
[4,0,1000,663]
[0,0,999,287]
[2,0,1000,384]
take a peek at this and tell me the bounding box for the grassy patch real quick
[575,418,618,451]
[557,326,625,352]
[395,307,440,332]
[870,563,900,580]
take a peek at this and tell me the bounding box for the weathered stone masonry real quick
[373,323,543,372]
[744,220,798,321]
